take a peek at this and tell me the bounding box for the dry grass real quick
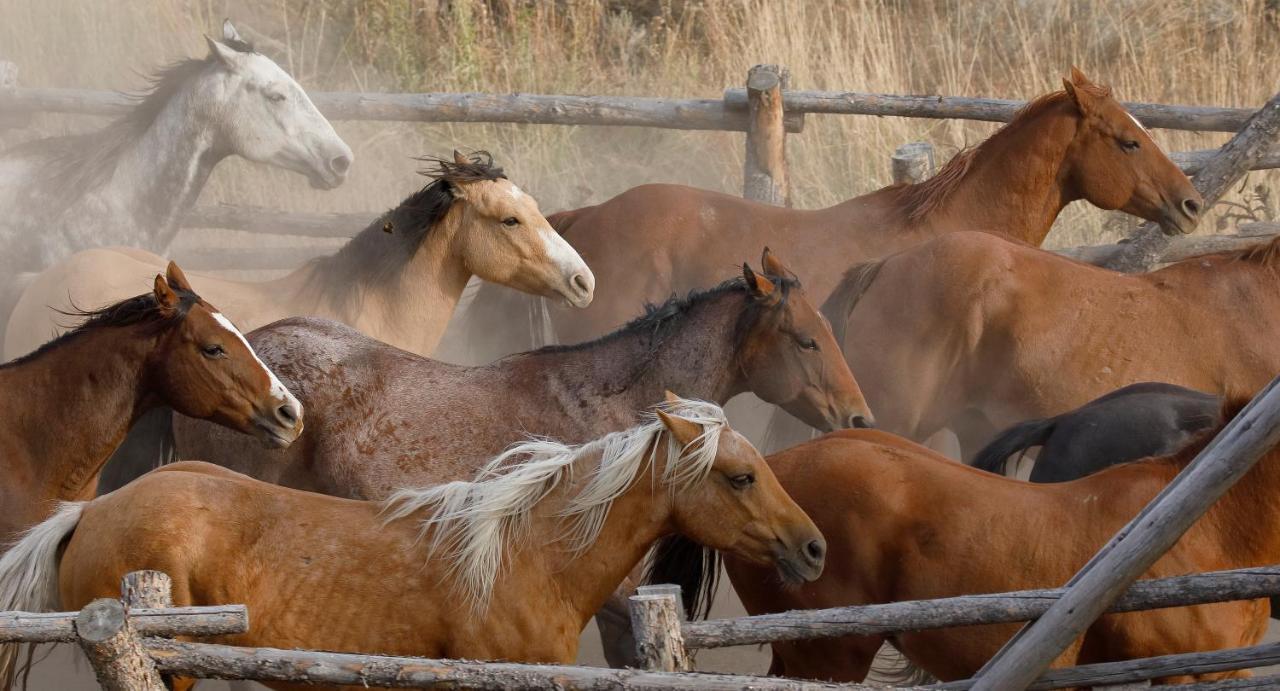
[2,0,1278,250]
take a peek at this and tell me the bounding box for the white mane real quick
[382,397,728,611]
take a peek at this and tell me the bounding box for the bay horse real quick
[0,20,351,274]
[726,408,1270,684]
[6,150,592,360]
[0,397,824,691]
[782,230,1280,457]
[0,262,302,548]
[970,382,1221,482]
[456,67,1201,361]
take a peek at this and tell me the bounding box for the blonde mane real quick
[381,397,729,611]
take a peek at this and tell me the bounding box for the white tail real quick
[0,502,84,687]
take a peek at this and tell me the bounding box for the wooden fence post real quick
[743,64,790,206]
[75,598,166,691]
[121,570,173,610]
[1100,88,1280,272]
[971,375,1280,689]
[891,142,935,184]
[629,590,689,672]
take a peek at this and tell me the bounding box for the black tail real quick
[820,258,886,346]
[969,417,1056,476]
[642,535,721,620]
[96,406,176,494]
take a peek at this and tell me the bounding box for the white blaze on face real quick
[1126,111,1164,152]
[540,226,592,290]
[211,312,303,413]
[509,184,524,201]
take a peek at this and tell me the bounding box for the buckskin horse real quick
[0,263,302,547]
[457,68,1201,361]
[0,396,823,691]
[726,404,1268,683]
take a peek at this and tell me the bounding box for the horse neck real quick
[520,444,675,628]
[92,84,225,252]
[299,215,472,356]
[537,292,745,411]
[0,328,155,501]
[911,101,1080,246]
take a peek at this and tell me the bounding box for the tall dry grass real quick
[2,0,1277,250]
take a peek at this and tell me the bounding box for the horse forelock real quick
[381,398,728,611]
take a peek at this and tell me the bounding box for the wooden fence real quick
[3,60,1279,272]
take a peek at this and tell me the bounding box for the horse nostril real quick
[1182,197,1201,218]
[330,154,352,176]
[277,404,297,425]
[805,539,826,564]
[572,273,591,295]
[849,414,875,429]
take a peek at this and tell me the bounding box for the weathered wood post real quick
[972,375,1280,689]
[891,142,935,184]
[1100,88,1280,272]
[743,64,790,206]
[75,598,167,691]
[121,570,172,610]
[629,589,689,672]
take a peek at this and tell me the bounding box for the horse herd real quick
[0,21,1275,689]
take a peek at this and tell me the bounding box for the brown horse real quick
[7,151,593,360]
[169,250,870,499]
[786,230,1280,457]
[457,68,1201,360]
[0,397,824,691]
[0,262,302,546]
[726,412,1270,684]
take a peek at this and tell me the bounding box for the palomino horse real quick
[725,412,1270,684]
[0,20,351,274]
[0,262,302,546]
[0,397,824,691]
[787,230,1280,456]
[457,67,1201,360]
[6,150,592,360]
[971,382,1221,482]
[169,250,869,499]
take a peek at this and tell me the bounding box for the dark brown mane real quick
[1,289,200,370]
[892,89,1094,222]
[307,151,506,314]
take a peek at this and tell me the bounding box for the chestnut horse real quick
[0,397,824,691]
[725,412,1271,684]
[457,68,1201,360]
[0,262,302,546]
[787,230,1280,456]
[7,151,593,360]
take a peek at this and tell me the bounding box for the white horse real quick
[0,20,352,273]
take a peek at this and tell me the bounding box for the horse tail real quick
[969,417,1056,476]
[867,642,937,686]
[821,258,887,345]
[642,535,721,621]
[95,407,176,496]
[0,502,85,687]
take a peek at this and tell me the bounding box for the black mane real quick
[1,289,199,370]
[308,151,507,313]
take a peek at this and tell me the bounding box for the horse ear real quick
[453,150,469,165]
[760,247,794,279]
[743,264,779,304]
[1062,66,1101,116]
[222,19,243,43]
[153,274,179,311]
[663,390,682,405]
[1069,65,1094,88]
[205,35,243,69]
[657,409,704,452]
[165,261,195,294]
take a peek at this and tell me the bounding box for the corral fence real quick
[2,61,1279,273]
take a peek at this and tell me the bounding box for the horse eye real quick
[501,217,520,227]
[201,344,226,358]
[1120,139,1140,152]
[797,336,819,351]
[267,91,287,103]
[730,473,755,490]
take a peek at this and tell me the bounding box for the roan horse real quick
[0,21,351,274]
[727,410,1270,684]
[0,262,302,548]
[794,231,1280,457]
[6,150,594,360]
[0,396,825,691]
[457,67,1201,360]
